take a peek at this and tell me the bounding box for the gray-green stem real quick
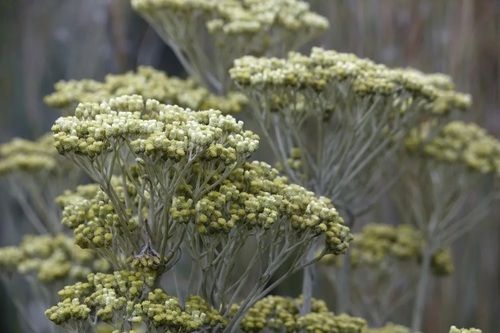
[411,246,433,332]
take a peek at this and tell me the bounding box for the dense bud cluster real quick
[0,234,109,283]
[142,292,226,331]
[131,0,328,92]
[51,95,258,160]
[230,47,471,116]
[449,326,482,333]
[51,95,351,328]
[297,313,367,333]
[60,179,138,251]
[59,160,350,255]
[320,224,453,276]
[405,121,500,177]
[46,270,225,331]
[0,134,67,176]
[368,322,413,333]
[52,96,349,252]
[233,295,366,333]
[228,47,471,216]
[132,0,328,38]
[179,161,351,253]
[132,0,329,44]
[45,66,246,115]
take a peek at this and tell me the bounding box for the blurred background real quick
[0,0,498,332]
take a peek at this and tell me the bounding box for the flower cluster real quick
[52,95,258,160]
[320,224,453,277]
[52,96,349,255]
[405,120,500,177]
[59,180,138,251]
[132,0,328,45]
[228,48,471,217]
[230,47,471,116]
[233,295,367,333]
[368,322,413,333]
[46,270,226,331]
[131,0,328,92]
[51,95,351,329]
[175,161,351,253]
[0,133,82,233]
[0,134,67,176]
[0,234,109,283]
[449,326,482,333]
[45,66,246,115]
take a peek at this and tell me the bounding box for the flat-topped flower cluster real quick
[131,0,328,45]
[0,233,109,283]
[45,66,247,115]
[45,95,352,331]
[320,223,453,276]
[230,47,471,116]
[46,270,226,331]
[233,295,367,333]
[406,120,500,177]
[131,0,329,92]
[0,134,64,175]
[51,94,258,160]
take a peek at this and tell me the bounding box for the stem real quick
[411,247,433,332]
[336,249,351,313]
[300,245,316,315]
[336,212,355,313]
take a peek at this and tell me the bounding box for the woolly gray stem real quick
[411,247,433,332]
[300,244,317,315]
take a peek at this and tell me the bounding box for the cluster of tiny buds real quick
[45,66,246,114]
[406,120,500,178]
[61,188,121,249]
[233,295,366,333]
[368,322,413,333]
[58,147,350,255]
[47,270,225,331]
[449,326,482,333]
[132,0,328,37]
[0,133,67,176]
[319,223,453,276]
[0,233,110,283]
[52,95,259,162]
[187,161,351,254]
[230,47,471,116]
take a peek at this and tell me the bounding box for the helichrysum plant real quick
[319,223,452,327]
[45,94,351,332]
[44,66,247,116]
[131,0,329,93]
[398,120,500,330]
[0,134,82,234]
[229,47,471,218]
[228,46,470,317]
[0,1,495,332]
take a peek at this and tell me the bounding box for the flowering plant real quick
[0,1,496,333]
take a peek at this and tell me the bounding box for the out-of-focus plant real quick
[44,66,247,116]
[131,0,329,93]
[319,223,453,327]
[0,134,90,333]
[0,134,82,234]
[396,120,500,331]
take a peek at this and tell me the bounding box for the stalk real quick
[411,247,433,332]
